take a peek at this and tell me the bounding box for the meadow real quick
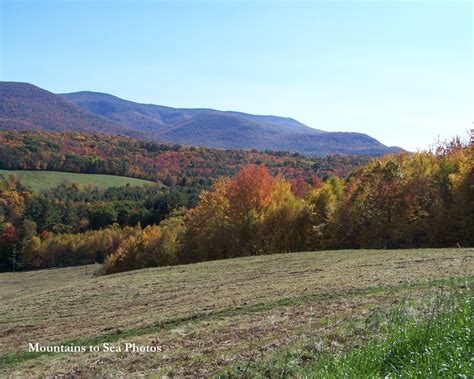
[0,169,154,191]
[0,248,472,377]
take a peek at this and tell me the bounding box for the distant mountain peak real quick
[0,82,137,136]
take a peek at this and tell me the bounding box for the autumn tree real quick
[179,178,230,263]
[258,177,311,253]
[225,165,275,256]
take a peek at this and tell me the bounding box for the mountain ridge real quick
[0,81,401,156]
[60,91,324,136]
[0,82,138,136]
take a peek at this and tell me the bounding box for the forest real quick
[0,136,472,273]
[0,131,370,186]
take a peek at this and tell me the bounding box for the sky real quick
[1,0,472,151]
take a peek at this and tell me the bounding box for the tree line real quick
[1,139,471,273]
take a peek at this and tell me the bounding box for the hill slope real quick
[0,82,137,136]
[0,248,471,376]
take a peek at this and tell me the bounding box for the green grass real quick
[0,169,155,191]
[0,248,472,377]
[320,292,473,378]
[222,281,473,378]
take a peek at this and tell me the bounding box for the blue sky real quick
[1,0,472,151]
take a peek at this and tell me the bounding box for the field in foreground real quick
[0,248,472,377]
[0,169,154,191]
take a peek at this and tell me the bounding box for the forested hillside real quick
[0,131,370,186]
[0,82,134,135]
[0,137,471,273]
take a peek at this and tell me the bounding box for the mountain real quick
[0,82,139,137]
[59,91,324,135]
[61,91,400,156]
[0,82,401,156]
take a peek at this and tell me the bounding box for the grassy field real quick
[0,169,155,191]
[0,248,472,377]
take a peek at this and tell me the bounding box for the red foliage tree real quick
[226,165,275,219]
